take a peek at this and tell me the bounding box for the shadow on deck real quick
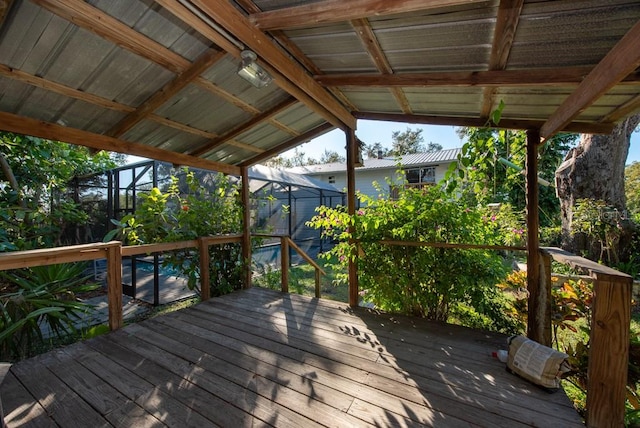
[2,287,583,427]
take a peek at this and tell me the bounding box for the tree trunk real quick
[555,114,639,262]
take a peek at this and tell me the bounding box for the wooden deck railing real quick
[539,247,632,428]
[0,233,323,332]
[0,236,244,331]
[0,238,630,425]
[357,240,633,427]
[252,234,326,298]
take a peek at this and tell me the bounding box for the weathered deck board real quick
[2,287,584,427]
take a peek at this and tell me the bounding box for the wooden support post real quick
[346,128,359,307]
[315,268,321,298]
[280,236,289,293]
[106,242,123,331]
[538,249,552,347]
[525,128,543,343]
[198,237,210,301]
[241,167,252,289]
[586,273,632,428]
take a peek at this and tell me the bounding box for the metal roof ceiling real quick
[0,0,639,177]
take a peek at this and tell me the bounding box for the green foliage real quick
[0,132,119,250]
[0,263,98,361]
[108,168,245,296]
[309,185,517,328]
[503,271,640,421]
[627,162,640,218]
[445,128,575,227]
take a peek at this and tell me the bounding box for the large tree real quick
[391,128,426,156]
[555,114,640,262]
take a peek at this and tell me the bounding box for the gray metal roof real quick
[288,148,461,175]
[248,164,343,193]
[0,1,638,176]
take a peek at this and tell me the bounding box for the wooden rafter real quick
[189,97,298,157]
[33,0,189,74]
[354,111,615,134]
[108,49,225,138]
[240,123,334,167]
[480,0,524,119]
[351,18,412,114]
[158,0,352,135]
[0,64,220,139]
[34,0,300,155]
[0,64,134,113]
[541,19,640,139]
[250,0,486,31]
[315,67,640,87]
[602,94,640,124]
[0,112,240,175]
[189,0,356,130]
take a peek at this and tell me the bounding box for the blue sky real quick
[283,119,640,165]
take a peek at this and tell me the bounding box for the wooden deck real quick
[2,287,583,427]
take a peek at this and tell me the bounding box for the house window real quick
[328,175,335,184]
[404,167,436,184]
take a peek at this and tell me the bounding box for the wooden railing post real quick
[198,237,210,301]
[534,249,552,347]
[106,242,123,331]
[315,268,321,298]
[586,273,632,428]
[280,236,289,293]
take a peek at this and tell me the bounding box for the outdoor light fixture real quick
[237,50,273,88]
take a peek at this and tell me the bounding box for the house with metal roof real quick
[287,148,461,199]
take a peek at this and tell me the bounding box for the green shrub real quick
[309,185,517,329]
[107,169,246,296]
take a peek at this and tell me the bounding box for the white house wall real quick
[312,163,453,202]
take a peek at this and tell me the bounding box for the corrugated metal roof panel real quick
[123,120,208,153]
[156,84,252,134]
[508,1,640,69]
[287,148,461,175]
[91,0,211,61]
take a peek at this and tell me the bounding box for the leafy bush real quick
[0,263,98,361]
[107,168,246,296]
[309,185,518,330]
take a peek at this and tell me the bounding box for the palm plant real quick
[0,262,99,360]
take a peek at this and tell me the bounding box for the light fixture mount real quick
[237,50,273,88]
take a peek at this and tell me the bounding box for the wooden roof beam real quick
[354,111,614,134]
[480,0,524,119]
[240,123,334,167]
[189,97,298,157]
[35,0,288,131]
[33,0,189,74]
[315,67,640,87]
[250,0,487,31]
[0,112,241,176]
[351,18,412,114]
[540,19,640,139]
[108,49,225,138]
[189,0,356,130]
[0,64,222,139]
